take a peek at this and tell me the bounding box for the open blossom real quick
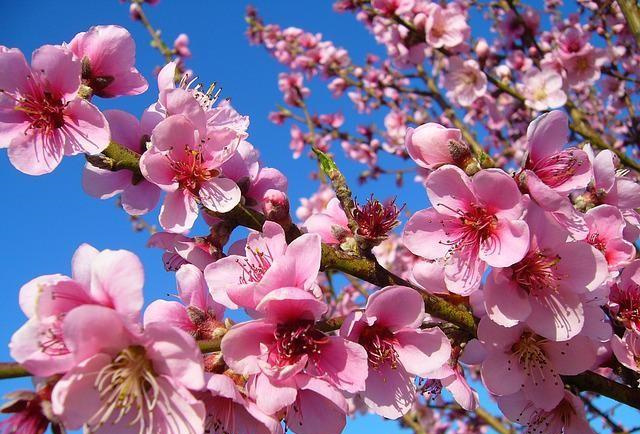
[205,221,321,310]
[221,287,368,406]
[405,123,466,170]
[519,67,567,111]
[148,231,218,271]
[497,390,595,434]
[0,45,110,175]
[82,109,161,215]
[556,27,607,86]
[51,305,205,433]
[611,329,640,376]
[198,374,283,434]
[484,202,608,341]
[520,110,591,238]
[403,165,530,294]
[10,244,144,376]
[584,205,635,271]
[144,264,225,340]
[479,317,596,411]
[340,286,451,419]
[140,114,241,233]
[443,58,487,107]
[69,25,148,97]
[424,3,469,49]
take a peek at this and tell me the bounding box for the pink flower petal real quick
[394,328,452,376]
[366,285,424,331]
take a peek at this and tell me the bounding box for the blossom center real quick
[271,321,328,367]
[528,148,582,188]
[510,250,561,295]
[611,283,640,329]
[237,246,273,284]
[358,324,400,370]
[440,204,498,250]
[587,232,607,253]
[14,91,66,134]
[169,147,218,195]
[39,316,69,356]
[90,345,164,432]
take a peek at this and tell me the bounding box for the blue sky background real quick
[0,1,636,433]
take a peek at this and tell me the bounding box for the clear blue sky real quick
[1,1,635,433]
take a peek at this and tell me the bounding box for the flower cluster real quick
[3,1,640,434]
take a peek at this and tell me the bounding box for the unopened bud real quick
[262,189,291,224]
[129,3,142,21]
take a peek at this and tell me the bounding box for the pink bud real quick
[262,189,291,224]
[405,123,466,170]
[475,38,489,59]
[129,3,142,21]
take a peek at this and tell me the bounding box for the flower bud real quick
[262,189,291,225]
[405,123,465,170]
[129,3,142,20]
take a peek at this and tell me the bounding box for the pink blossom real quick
[611,329,640,376]
[51,305,205,433]
[204,221,321,310]
[584,205,635,270]
[10,244,144,376]
[220,287,368,400]
[139,114,241,233]
[0,45,110,175]
[519,67,567,111]
[479,317,596,410]
[279,72,310,107]
[483,201,608,341]
[405,123,463,169]
[144,264,225,340]
[424,3,469,49]
[340,286,451,419]
[69,25,148,97]
[303,198,352,246]
[403,165,530,294]
[497,390,594,434]
[371,0,414,15]
[296,184,336,221]
[556,27,607,86]
[520,110,591,238]
[148,231,218,271]
[82,109,161,215]
[443,58,487,107]
[198,374,283,434]
[0,383,61,434]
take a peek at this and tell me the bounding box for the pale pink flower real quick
[424,3,469,49]
[340,286,451,419]
[405,123,463,169]
[139,114,241,233]
[148,231,218,271]
[144,264,225,340]
[479,317,596,411]
[220,287,368,398]
[519,67,567,111]
[82,109,161,215]
[302,198,352,246]
[296,184,335,221]
[51,305,205,433]
[289,124,305,158]
[69,25,148,97]
[483,201,608,341]
[611,329,640,376]
[403,165,530,294]
[278,72,310,107]
[198,374,283,434]
[10,244,144,376]
[371,0,414,15]
[520,110,591,238]
[0,45,110,175]
[584,205,635,271]
[205,221,321,310]
[556,27,607,86]
[497,390,595,434]
[443,58,487,107]
[246,374,348,434]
